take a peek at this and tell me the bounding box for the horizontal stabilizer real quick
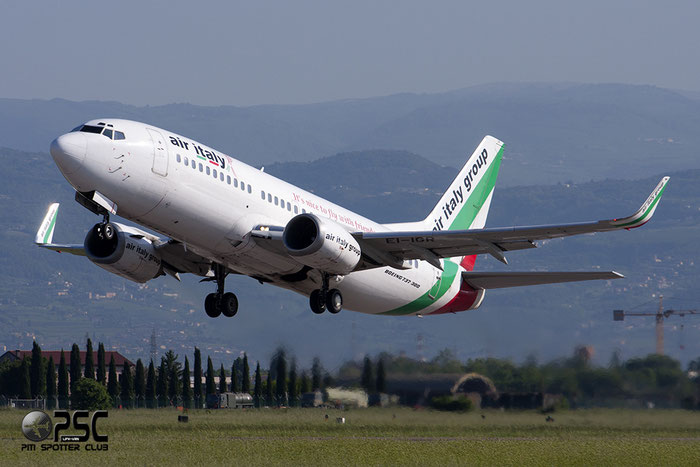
[462,271,623,289]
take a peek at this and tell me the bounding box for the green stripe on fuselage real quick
[378,146,503,316]
[379,260,459,316]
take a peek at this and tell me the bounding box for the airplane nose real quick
[50,132,87,174]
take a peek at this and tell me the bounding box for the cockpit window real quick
[76,125,126,140]
[71,125,82,132]
[80,125,103,134]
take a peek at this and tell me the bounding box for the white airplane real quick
[37,119,669,318]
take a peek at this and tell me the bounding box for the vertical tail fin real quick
[425,136,504,270]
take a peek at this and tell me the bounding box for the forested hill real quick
[1,146,698,369]
[2,82,700,186]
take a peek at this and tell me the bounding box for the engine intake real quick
[84,223,162,283]
[283,214,361,275]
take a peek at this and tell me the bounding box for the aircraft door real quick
[427,263,442,300]
[146,128,169,176]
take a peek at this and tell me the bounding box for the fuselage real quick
[50,119,481,315]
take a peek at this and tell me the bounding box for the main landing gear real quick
[309,273,343,315]
[204,263,238,318]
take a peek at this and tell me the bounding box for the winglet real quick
[610,177,669,229]
[35,203,60,245]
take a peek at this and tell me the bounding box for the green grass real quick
[2,408,700,466]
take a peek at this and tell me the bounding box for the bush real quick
[430,395,473,412]
[71,378,112,410]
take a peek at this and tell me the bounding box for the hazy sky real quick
[1,1,698,106]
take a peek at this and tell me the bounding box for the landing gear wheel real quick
[221,292,238,317]
[326,289,343,314]
[204,293,221,318]
[310,289,326,314]
[102,223,116,240]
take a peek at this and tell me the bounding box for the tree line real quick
[0,341,336,409]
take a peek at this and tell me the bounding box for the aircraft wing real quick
[461,271,623,289]
[353,177,669,269]
[34,203,86,256]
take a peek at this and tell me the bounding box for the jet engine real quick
[84,222,163,283]
[282,213,361,275]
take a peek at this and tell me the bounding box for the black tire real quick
[102,223,116,240]
[204,293,221,318]
[221,292,238,317]
[326,289,343,314]
[309,289,325,314]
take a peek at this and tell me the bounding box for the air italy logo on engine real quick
[169,135,228,169]
[20,410,109,452]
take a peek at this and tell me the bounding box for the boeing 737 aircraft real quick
[37,119,669,318]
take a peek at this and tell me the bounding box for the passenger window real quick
[240,182,245,191]
[294,206,298,214]
[103,129,113,139]
[261,190,266,200]
[287,202,291,211]
[234,179,238,188]
[114,131,125,140]
[227,175,231,185]
[267,193,272,203]
[302,209,306,213]
[184,158,189,167]
[274,196,278,206]
[248,185,251,194]
[220,172,224,181]
[199,163,203,172]
[213,169,217,178]
[192,162,197,170]
[206,166,210,175]
[176,154,182,163]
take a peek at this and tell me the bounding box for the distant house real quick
[0,349,134,382]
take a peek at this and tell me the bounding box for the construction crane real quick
[613,295,698,355]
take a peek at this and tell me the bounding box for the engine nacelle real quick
[282,213,361,275]
[84,223,162,283]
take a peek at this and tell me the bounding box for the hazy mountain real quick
[1,146,698,369]
[2,83,700,187]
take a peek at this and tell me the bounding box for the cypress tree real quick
[275,349,287,406]
[134,359,145,407]
[120,360,134,408]
[107,355,119,406]
[300,371,311,394]
[311,357,323,391]
[157,358,168,407]
[265,370,273,406]
[57,350,69,408]
[288,359,298,406]
[84,338,94,379]
[20,358,31,399]
[231,361,239,392]
[96,343,106,384]
[168,361,180,402]
[182,356,192,409]
[219,364,227,394]
[193,348,203,408]
[242,353,250,393]
[30,341,46,397]
[254,362,262,407]
[206,357,216,396]
[361,355,374,393]
[145,360,156,408]
[70,343,81,393]
[376,358,386,393]
[46,356,56,409]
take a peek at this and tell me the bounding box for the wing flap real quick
[462,271,623,289]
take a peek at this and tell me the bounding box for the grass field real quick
[2,407,700,466]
